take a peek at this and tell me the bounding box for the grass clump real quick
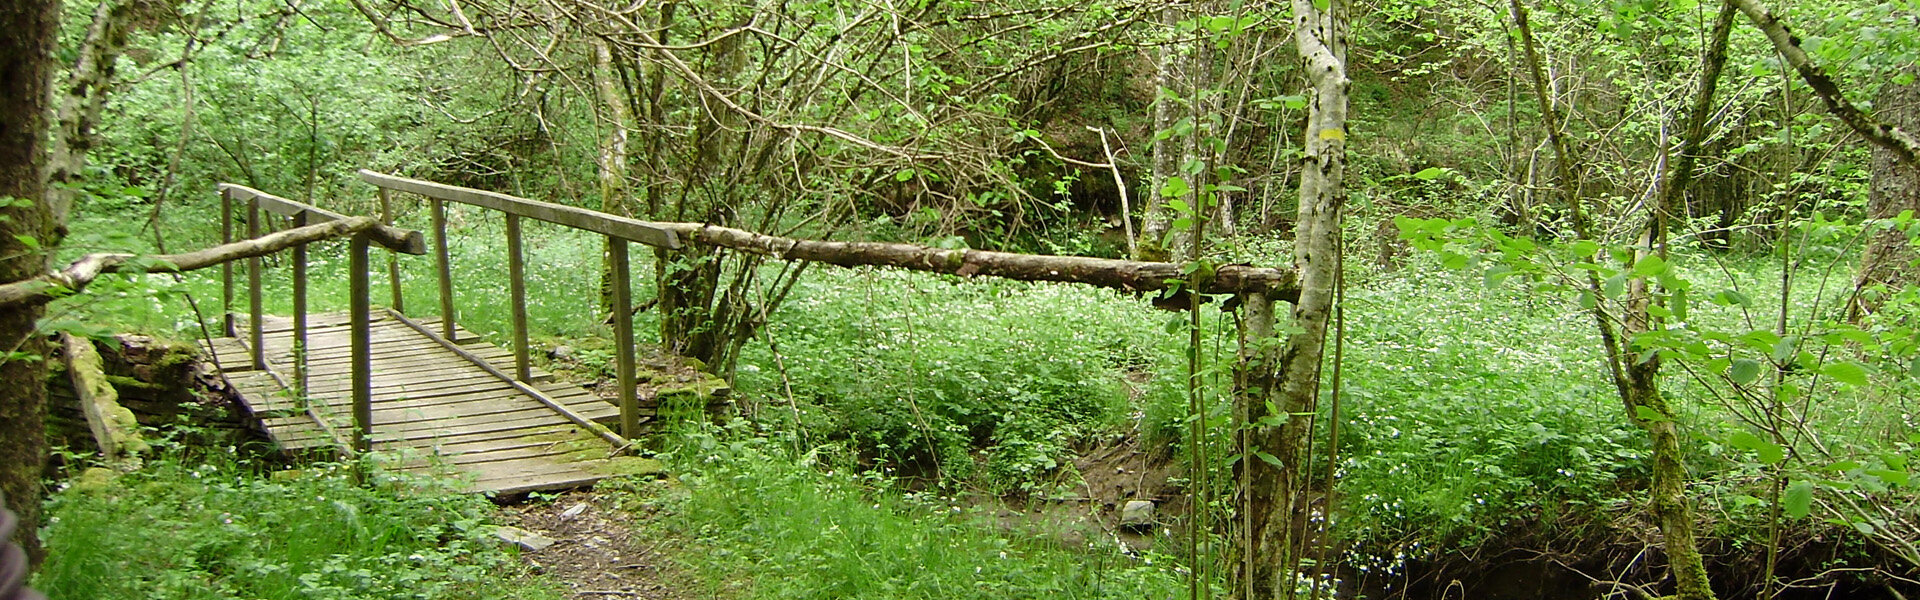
[640,423,1188,599]
[32,447,563,600]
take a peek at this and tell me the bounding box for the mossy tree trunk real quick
[0,0,61,566]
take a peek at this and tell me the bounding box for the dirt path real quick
[498,491,695,600]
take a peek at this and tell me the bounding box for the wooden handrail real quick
[212,186,428,459]
[357,170,682,249]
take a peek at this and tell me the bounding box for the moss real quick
[70,467,117,494]
[102,375,165,392]
[585,456,667,477]
[655,377,732,404]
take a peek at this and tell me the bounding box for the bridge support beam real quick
[350,233,372,455]
[610,237,638,437]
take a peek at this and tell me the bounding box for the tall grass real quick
[32,442,562,600]
[638,424,1190,599]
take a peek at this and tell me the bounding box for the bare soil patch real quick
[498,490,693,600]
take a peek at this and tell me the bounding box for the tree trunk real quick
[1240,0,1349,596]
[45,0,141,238]
[0,0,62,567]
[1850,77,1918,319]
[593,38,636,317]
[1139,5,1184,261]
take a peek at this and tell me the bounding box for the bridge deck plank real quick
[204,311,646,495]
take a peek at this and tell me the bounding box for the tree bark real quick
[45,0,144,236]
[658,222,1301,299]
[0,0,61,567]
[0,216,424,309]
[1239,0,1349,596]
[1849,77,1918,319]
[593,37,635,317]
[1139,4,1184,262]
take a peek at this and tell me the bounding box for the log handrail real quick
[214,188,427,455]
[358,169,649,442]
[357,169,1305,445]
[356,170,681,249]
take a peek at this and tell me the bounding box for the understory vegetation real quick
[11,0,1920,595]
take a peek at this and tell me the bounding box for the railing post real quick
[505,213,531,382]
[221,187,235,337]
[380,188,404,313]
[350,233,373,454]
[433,198,456,340]
[610,237,638,437]
[292,211,310,401]
[247,197,265,371]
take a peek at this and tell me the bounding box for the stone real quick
[1120,500,1155,530]
[560,503,588,519]
[547,345,574,360]
[492,525,558,552]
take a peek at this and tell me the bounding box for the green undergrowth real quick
[624,422,1190,599]
[733,268,1170,491]
[32,443,564,600]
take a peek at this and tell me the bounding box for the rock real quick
[492,525,558,552]
[547,345,574,360]
[560,503,588,519]
[1120,500,1155,530]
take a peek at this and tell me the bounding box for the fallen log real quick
[0,216,425,309]
[658,223,1301,300]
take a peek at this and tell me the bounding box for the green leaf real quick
[1630,254,1667,278]
[1167,198,1191,213]
[1865,469,1910,487]
[1782,480,1814,519]
[1311,0,1329,10]
[1728,430,1784,464]
[1571,240,1600,258]
[1160,176,1191,199]
[1852,521,1876,536]
[1729,359,1762,384]
[1819,361,1870,387]
[1253,451,1284,468]
[1412,167,1445,181]
[1603,274,1626,299]
[894,169,916,182]
[1634,405,1669,423]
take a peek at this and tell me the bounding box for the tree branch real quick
[658,222,1300,299]
[1731,0,1920,170]
[0,217,424,309]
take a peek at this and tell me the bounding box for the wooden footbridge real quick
[195,175,681,495]
[1,167,1297,496]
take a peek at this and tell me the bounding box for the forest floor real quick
[499,491,697,600]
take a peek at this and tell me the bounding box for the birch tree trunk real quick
[593,38,635,316]
[1238,0,1348,596]
[1139,5,1185,261]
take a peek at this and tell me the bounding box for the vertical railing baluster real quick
[292,211,310,401]
[505,213,531,382]
[610,237,637,437]
[350,233,373,454]
[221,187,235,337]
[247,197,265,371]
[380,188,404,313]
[433,198,455,340]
